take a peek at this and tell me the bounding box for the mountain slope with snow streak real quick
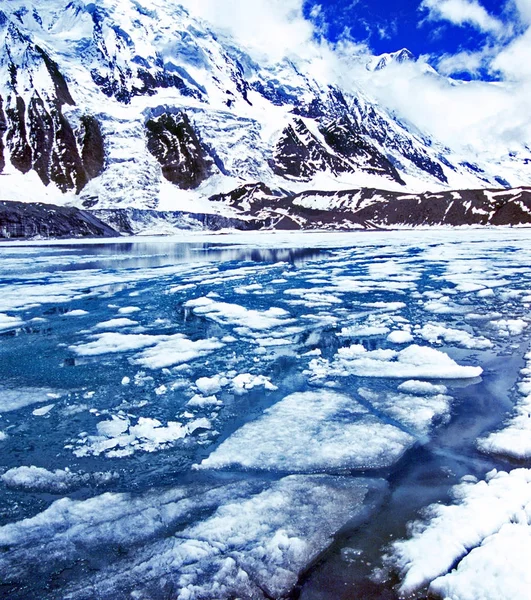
[0,0,530,217]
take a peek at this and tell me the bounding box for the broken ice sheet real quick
[0,475,386,600]
[388,469,531,600]
[307,344,483,381]
[478,348,531,460]
[198,390,414,472]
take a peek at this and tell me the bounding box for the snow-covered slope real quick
[0,0,530,212]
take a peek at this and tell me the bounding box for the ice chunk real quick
[231,373,277,394]
[75,414,197,458]
[71,333,223,369]
[198,391,413,472]
[358,388,453,436]
[309,344,482,380]
[1,466,116,493]
[0,387,62,413]
[64,310,89,317]
[389,469,531,599]
[387,330,414,344]
[32,404,55,416]
[0,313,24,331]
[95,318,138,329]
[478,349,531,459]
[133,335,224,369]
[0,475,385,600]
[419,323,492,349]
[70,332,163,356]
[117,306,141,314]
[196,375,224,395]
[340,325,391,337]
[187,394,222,408]
[489,319,528,337]
[397,380,448,395]
[185,297,293,330]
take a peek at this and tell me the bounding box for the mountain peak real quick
[368,48,416,72]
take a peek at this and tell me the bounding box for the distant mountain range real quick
[0,1,530,235]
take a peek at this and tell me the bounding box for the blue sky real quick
[303,0,520,78]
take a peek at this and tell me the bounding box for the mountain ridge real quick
[0,0,529,228]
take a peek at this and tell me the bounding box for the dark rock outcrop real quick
[208,185,531,230]
[0,95,7,173]
[145,112,213,189]
[80,115,105,180]
[0,201,120,239]
[271,118,405,185]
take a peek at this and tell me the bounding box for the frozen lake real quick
[0,230,530,599]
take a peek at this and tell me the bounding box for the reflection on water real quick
[1,243,327,275]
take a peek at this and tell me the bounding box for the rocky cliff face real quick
[145,112,213,190]
[0,200,119,238]
[207,185,531,230]
[0,15,107,195]
[0,0,528,213]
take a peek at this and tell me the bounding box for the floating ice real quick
[117,306,141,314]
[95,318,138,329]
[390,469,531,599]
[397,380,448,395]
[0,475,385,600]
[71,332,223,369]
[198,390,413,472]
[309,344,482,380]
[185,297,293,331]
[478,349,531,459]
[358,387,453,436]
[489,319,528,337]
[196,375,224,395]
[0,388,63,413]
[74,414,211,458]
[64,309,89,317]
[32,404,55,416]
[71,332,164,356]
[418,323,493,349]
[1,466,116,493]
[231,373,278,394]
[132,335,224,369]
[0,313,24,331]
[387,330,414,344]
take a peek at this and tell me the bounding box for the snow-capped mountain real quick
[0,0,530,214]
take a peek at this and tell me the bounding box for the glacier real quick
[0,0,531,224]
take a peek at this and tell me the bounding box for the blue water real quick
[0,231,530,599]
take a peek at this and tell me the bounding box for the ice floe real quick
[478,349,531,459]
[0,475,385,600]
[95,318,138,329]
[198,390,414,472]
[418,323,493,349]
[389,469,531,600]
[70,332,223,369]
[0,313,24,331]
[74,414,213,458]
[308,344,482,381]
[0,388,63,413]
[1,466,117,493]
[185,297,293,331]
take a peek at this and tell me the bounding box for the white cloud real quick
[420,0,505,35]
[512,0,531,25]
[491,27,531,79]
[436,48,492,75]
[174,1,531,158]
[177,0,318,63]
